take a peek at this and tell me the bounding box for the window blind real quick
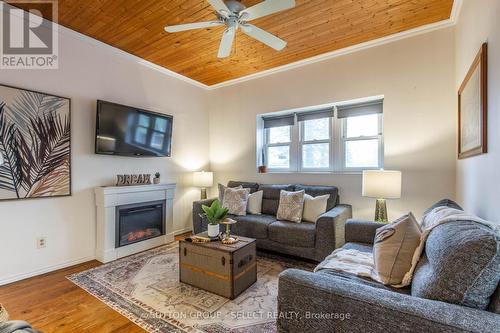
[337,101,383,119]
[296,107,335,122]
[263,114,295,128]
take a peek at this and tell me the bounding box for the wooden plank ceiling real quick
[13,0,454,86]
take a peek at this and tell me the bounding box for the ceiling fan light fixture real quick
[165,0,295,57]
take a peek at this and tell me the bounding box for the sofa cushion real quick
[295,184,339,211]
[269,220,316,248]
[227,181,259,193]
[373,213,421,285]
[232,214,276,239]
[411,221,500,310]
[424,198,463,216]
[342,242,373,253]
[316,267,411,295]
[259,184,294,215]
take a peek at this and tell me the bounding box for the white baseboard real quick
[174,227,193,236]
[0,230,188,286]
[0,256,95,286]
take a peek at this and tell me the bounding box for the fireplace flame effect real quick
[123,228,161,243]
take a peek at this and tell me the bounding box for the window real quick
[301,118,331,169]
[265,126,291,169]
[343,114,382,169]
[260,100,383,173]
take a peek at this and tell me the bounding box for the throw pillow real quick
[222,187,250,216]
[247,190,263,215]
[276,190,305,223]
[302,194,330,223]
[373,212,421,285]
[218,183,242,202]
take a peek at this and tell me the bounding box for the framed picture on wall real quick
[458,43,488,159]
[0,84,71,201]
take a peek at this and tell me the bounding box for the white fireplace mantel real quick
[95,183,176,263]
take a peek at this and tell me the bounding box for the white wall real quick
[208,28,457,221]
[0,13,209,284]
[455,0,500,222]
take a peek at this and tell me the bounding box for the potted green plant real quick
[201,199,228,237]
[153,172,160,184]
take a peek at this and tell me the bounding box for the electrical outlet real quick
[37,237,46,249]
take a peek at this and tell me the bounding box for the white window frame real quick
[340,114,384,172]
[299,117,334,172]
[260,102,384,174]
[263,126,294,172]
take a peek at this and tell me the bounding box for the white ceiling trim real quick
[2,0,462,91]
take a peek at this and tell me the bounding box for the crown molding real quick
[450,0,463,23]
[1,0,462,91]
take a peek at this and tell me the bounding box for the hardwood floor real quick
[0,233,191,333]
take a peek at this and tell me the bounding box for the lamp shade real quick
[362,170,402,199]
[193,171,213,188]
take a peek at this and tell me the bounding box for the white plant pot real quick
[207,224,220,238]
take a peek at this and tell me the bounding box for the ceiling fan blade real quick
[208,0,231,16]
[241,24,287,51]
[218,28,236,58]
[165,21,223,33]
[241,0,295,21]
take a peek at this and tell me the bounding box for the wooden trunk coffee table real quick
[179,233,257,299]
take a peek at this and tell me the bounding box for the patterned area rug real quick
[67,243,314,333]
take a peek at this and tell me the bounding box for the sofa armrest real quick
[278,269,500,333]
[314,204,352,260]
[344,219,384,244]
[192,198,217,234]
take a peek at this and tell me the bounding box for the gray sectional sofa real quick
[192,181,352,262]
[277,200,500,333]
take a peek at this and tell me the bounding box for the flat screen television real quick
[95,100,173,157]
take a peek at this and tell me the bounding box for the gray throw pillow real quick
[222,187,250,216]
[276,190,305,223]
[411,221,500,310]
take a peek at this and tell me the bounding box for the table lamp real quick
[362,170,402,223]
[193,171,213,200]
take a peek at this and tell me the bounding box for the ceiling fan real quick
[165,0,296,58]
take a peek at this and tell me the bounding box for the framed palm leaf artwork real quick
[0,84,71,200]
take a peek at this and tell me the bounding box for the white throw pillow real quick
[222,187,250,216]
[302,194,330,223]
[247,190,263,215]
